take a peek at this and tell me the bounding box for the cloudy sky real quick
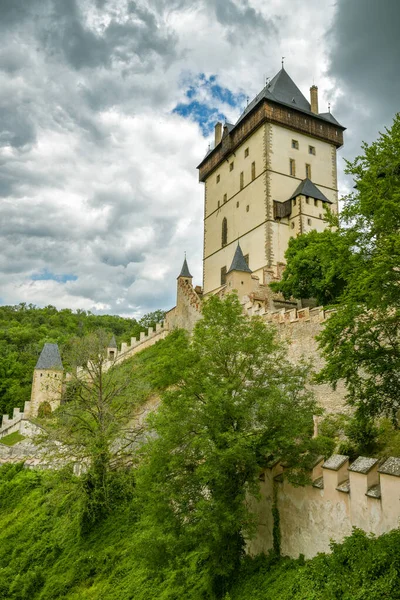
[1,0,399,318]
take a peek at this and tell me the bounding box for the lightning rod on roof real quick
[281,56,285,68]
[328,102,331,113]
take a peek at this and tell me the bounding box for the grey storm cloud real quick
[327,0,400,155]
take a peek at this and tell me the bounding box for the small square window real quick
[240,171,244,190]
[229,162,234,171]
[309,145,316,155]
[244,147,249,158]
[307,218,312,225]
[305,164,311,179]
[223,193,227,203]
[314,199,318,207]
[291,222,295,229]
[246,205,249,212]
[216,174,220,183]
[291,139,299,149]
[236,201,239,208]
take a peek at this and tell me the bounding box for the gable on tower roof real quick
[227,244,252,274]
[35,343,63,370]
[267,67,311,112]
[288,178,332,204]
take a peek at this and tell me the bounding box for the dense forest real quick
[0,303,164,417]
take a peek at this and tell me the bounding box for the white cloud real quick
[1,0,393,316]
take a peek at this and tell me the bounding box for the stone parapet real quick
[249,454,400,559]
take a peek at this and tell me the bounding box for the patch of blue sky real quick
[173,101,225,136]
[31,269,78,283]
[173,73,246,136]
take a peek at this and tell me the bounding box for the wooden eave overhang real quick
[197,98,345,182]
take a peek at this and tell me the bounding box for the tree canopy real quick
[270,227,355,306]
[317,114,400,425]
[135,294,322,597]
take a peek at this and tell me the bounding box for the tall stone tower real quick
[26,343,64,418]
[197,67,345,295]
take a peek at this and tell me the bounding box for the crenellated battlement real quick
[250,454,400,559]
[102,322,169,373]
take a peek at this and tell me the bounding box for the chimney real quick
[214,122,222,146]
[310,85,318,114]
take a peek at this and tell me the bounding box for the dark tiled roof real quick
[108,335,117,349]
[236,68,344,129]
[178,257,192,278]
[35,343,63,370]
[288,178,332,204]
[227,244,252,274]
[318,112,341,126]
[267,67,310,111]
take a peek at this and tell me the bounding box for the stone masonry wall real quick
[249,455,400,559]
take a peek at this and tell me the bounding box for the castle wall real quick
[248,456,400,559]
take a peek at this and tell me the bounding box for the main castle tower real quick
[197,67,345,295]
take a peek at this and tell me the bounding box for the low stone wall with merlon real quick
[249,454,400,559]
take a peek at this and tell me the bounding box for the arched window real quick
[221,218,228,247]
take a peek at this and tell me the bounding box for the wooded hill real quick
[0,303,164,417]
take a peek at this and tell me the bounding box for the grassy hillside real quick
[0,463,399,600]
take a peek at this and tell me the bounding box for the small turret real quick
[225,243,253,296]
[107,335,118,360]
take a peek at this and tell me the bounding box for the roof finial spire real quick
[328,102,331,113]
[281,56,285,69]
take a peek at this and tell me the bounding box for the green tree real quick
[138,309,166,330]
[317,114,400,425]
[44,330,141,526]
[270,227,356,306]
[135,294,320,598]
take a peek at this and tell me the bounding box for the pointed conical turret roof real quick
[178,257,192,278]
[288,178,332,204]
[108,335,117,349]
[35,343,63,370]
[227,244,252,274]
